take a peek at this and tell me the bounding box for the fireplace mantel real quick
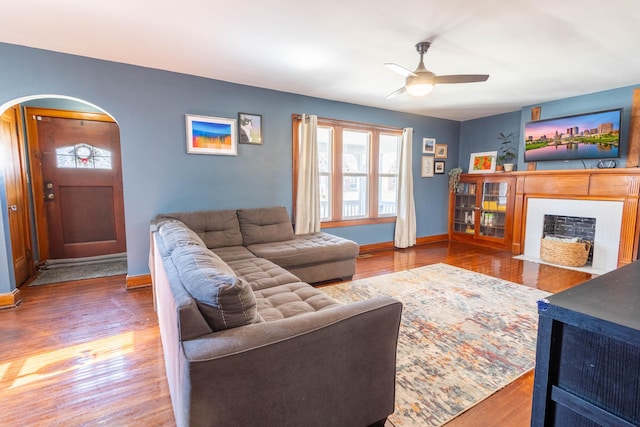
[511,168,640,267]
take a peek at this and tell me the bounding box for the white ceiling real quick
[1,0,639,121]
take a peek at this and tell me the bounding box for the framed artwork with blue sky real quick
[186,114,237,155]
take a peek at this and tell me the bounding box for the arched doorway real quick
[0,95,126,287]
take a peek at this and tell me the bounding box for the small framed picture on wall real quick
[421,156,434,177]
[435,161,445,174]
[468,151,497,174]
[238,112,263,144]
[422,138,436,154]
[435,144,447,159]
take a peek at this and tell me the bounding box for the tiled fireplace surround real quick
[511,169,640,273]
[523,198,623,273]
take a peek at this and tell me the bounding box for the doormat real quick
[40,252,127,269]
[29,260,127,286]
[321,263,550,426]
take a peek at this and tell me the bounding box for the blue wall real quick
[519,86,637,170]
[459,86,639,171]
[459,111,521,171]
[0,42,459,294]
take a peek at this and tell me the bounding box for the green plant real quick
[497,132,516,165]
[448,167,463,192]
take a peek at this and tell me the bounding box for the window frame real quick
[292,115,402,228]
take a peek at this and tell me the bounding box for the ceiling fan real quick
[385,41,489,98]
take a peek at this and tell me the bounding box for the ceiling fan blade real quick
[384,63,417,78]
[434,74,489,84]
[386,86,406,99]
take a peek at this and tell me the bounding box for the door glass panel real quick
[453,182,477,234]
[480,182,507,238]
[56,144,112,169]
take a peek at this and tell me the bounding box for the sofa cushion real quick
[225,257,301,291]
[254,282,341,322]
[171,245,262,331]
[157,219,207,255]
[247,232,359,268]
[158,209,243,248]
[237,206,294,245]
[211,246,257,263]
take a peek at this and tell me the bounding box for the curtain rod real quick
[291,113,403,132]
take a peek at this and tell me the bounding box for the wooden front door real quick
[27,109,126,260]
[1,106,32,285]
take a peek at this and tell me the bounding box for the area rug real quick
[321,263,551,426]
[29,260,127,286]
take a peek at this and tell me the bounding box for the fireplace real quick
[543,214,596,264]
[522,198,623,274]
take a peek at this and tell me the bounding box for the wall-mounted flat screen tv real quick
[523,108,622,162]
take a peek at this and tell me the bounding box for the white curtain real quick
[394,127,416,248]
[295,114,321,235]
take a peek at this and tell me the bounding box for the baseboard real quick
[0,288,23,308]
[359,234,449,254]
[416,234,449,245]
[126,274,152,290]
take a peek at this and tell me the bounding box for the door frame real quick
[24,107,118,261]
[1,105,33,285]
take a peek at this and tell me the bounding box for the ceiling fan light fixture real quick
[405,72,434,96]
[406,82,434,96]
[385,40,489,99]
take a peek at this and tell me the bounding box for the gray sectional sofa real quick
[149,206,403,427]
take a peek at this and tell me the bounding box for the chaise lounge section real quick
[156,206,359,284]
[149,206,403,426]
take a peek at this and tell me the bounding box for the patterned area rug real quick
[322,263,551,426]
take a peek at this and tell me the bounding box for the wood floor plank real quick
[0,241,592,426]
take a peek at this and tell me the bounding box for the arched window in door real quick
[55,143,112,169]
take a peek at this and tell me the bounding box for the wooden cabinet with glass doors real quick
[449,174,515,249]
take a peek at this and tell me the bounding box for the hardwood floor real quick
[0,241,593,426]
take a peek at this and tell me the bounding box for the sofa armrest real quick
[181,296,402,426]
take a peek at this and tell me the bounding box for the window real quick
[293,116,401,227]
[55,143,112,169]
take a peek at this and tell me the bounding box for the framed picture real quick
[421,156,434,177]
[422,137,436,154]
[238,112,263,144]
[468,151,497,174]
[435,161,445,174]
[435,144,447,159]
[186,114,237,156]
